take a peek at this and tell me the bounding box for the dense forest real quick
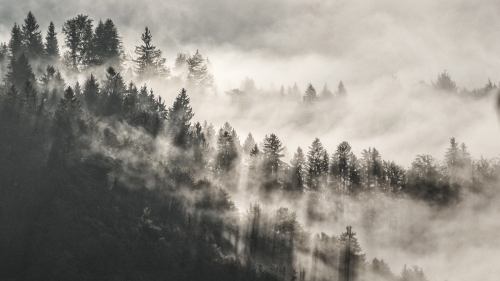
[1,12,500,281]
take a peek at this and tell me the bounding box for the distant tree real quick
[21,12,44,60]
[8,23,23,59]
[173,53,188,78]
[187,50,214,93]
[321,83,333,99]
[243,133,256,155]
[336,81,347,97]
[44,22,60,62]
[303,83,318,105]
[371,258,395,281]
[134,27,169,80]
[279,85,286,98]
[62,15,94,70]
[433,70,457,92]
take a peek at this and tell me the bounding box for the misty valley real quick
[1,11,500,281]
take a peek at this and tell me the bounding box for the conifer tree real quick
[303,83,318,105]
[262,133,285,180]
[21,12,44,60]
[134,27,169,80]
[332,141,352,194]
[5,53,36,91]
[338,226,365,281]
[9,23,23,59]
[62,15,94,70]
[187,50,214,93]
[103,66,126,116]
[289,147,306,193]
[321,83,333,99]
[337,81,347,97]
[243,133,256,155]
[307,138,326,191]
[216,129,239,175]
[22,80,38,111]
[44,22,60,61]
[167,88,194,149]
[82,74,100,113]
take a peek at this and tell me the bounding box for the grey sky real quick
[1,0,500,90]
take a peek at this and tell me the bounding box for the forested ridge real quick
[1,12,499,281]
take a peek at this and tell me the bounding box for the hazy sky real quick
[1,0,500,166]
[1,0,500,90]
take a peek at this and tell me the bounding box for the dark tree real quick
[21,12,44,60]
[5,53,36,91]
[44,22,60,61]
[167,88,194,149]
[303,83,318,105]
[9,23,23,59]
[336,81,347,97]
[62,15,94,70]
[337,226,365,281]
[307,138,326,191]
[134,27,168,79]
[262,133,285,181]
[102,67,126,116]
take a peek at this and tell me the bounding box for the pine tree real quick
[22,80,38,111]
[303,83,318,105]
[91,19,122,68]
[9,23,23,59]
[21,12,44,60]
[216,129,239,174]
[307,138,326,191]
[321,83,333,99]
[103,66,126,116]
[44,22,60,61]
[243,133,256,155]
[289,147,306,193]
[5,53,36,91]
[433,70,457,92]
[337,226,365,281]
[62,15,94,70]
[173,53,188,77]
[279,85,285,98]
[167,88,194,149]
[262,133,285,180]
[134,27,169,80]
[103,19,122,68]
[337,81,347,97]
[187,50,214,93]
[332,141,352,194]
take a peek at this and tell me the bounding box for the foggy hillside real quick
[1,6,500,281]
